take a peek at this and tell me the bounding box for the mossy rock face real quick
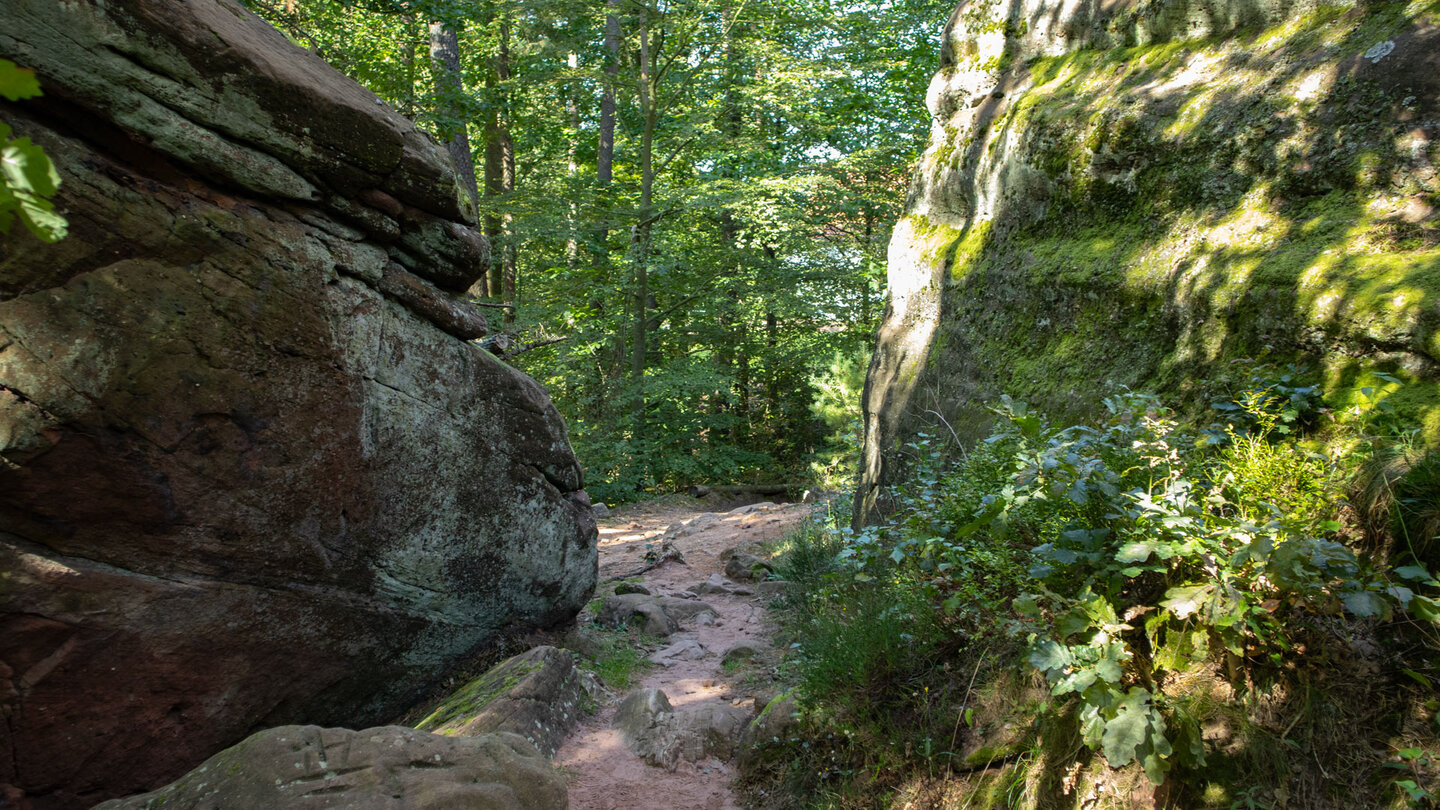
[859,0,1440,525]
[415,646,590,757]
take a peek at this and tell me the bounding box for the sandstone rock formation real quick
[0,1,597,806]
[612,687,752,771]
[597,593,717,636]
[858,0,1440,523]
[89,725,568,810]
[414,645,594,757]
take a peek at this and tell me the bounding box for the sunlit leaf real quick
[0,60,42,101]
[1101,688,1153,767]
[1027,640,1072,674]
[1161,583,1215,619]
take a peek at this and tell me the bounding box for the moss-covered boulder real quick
[858,0,1440,523]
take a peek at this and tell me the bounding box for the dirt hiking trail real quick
[556,497,818,810]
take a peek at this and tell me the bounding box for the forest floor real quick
[555,496,818,810]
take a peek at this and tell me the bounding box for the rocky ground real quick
[556,496,818,810]
[87,496,821,810]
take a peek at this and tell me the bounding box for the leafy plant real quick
[1388,747,1436,806]
[1352,429,1440,568]
[766,382,1440,807]
[955,391,1440,784]
[0,59,67,242]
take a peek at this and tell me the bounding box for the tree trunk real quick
[400,14,418,119]
[498,18,516,322]
[597,0,620,189]
[428,22,479,209]
[628,9,656,397]
[482,57,504,299]
[765,309,778,420]
[598,2,622,376]
[717,10,749,445]
[565,51,580,270]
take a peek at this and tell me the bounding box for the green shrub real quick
[764,383,1440,806]
[970,392,1440,785]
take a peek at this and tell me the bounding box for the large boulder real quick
[89,725,568,810]
[857,0,1440,524]
[0,1,597,807]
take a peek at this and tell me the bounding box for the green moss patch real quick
[414,660,541,734]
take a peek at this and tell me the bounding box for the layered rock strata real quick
[0,1,597,806]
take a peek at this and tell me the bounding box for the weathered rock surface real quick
[597,594,717,636]
[0,1,596,806]
[739,691,801,768]
[694,572,735,595]
[857,0,1440,524]
[720,642,763,666]
[724,552,774,582]
[756,580,793,599]
[614,688,682,769]
[648,637,710,667]
[613,688,751,771]
[415,646,589,757]
[89,725,568,810]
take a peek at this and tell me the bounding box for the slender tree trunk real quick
[565,51,580,271]
[597,0,620,189]
[862,212,875,333]
[598,2,622,376]
[498,18,516,322]
[628,9,656,395]
[428,22,479,209]
[401,14,417,119]
[716,11,748,444]
[483,58,504,299]
[764,241,780,421]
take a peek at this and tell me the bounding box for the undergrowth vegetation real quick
[747,378,1440,809]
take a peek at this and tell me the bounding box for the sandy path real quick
[556,498,813,810]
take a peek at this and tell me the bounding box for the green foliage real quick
[1389,747,1437,805]
[764,381,1440,806]
[0,59,67,243]
[1353,430,1440,569]
[808,347,871,490]
[759,442,1035,796]
[958,391,1440,785]
[250,0,948,502]
[575,626,652,692]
